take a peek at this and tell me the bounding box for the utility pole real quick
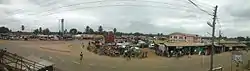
[218,30,222,45]
[61,19,64,36]
[210,5,218,71]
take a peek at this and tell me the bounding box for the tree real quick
[157,33,160,36]
[98,26,103,33]
[0,27,10,33]
[89,28,94,34]
[116,32,123,36]
[77,32,82,34]
[85,26,90,34]
[64,29,68,34]
[134,32,141,36]
[33,29,39,35]
[113,28,117,33]
[21,25,25,31]
[39,27,42,34]
[246,36,250,41]
[69,28,78,35]
[236,36,245,41]
[42,28,50,35]
[160,33,163,36]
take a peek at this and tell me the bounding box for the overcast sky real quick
[0,0,249,37]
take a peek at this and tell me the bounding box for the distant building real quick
[168,32,201,43]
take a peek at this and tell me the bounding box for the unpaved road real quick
[0,40,250,71]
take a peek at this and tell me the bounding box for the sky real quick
[0,0,249,37]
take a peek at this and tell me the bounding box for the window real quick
[174,36,177,39]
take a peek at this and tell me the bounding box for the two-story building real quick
[168,32,201,43]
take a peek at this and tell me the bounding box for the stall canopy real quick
[165,42,205,47]
[223,44,247,47]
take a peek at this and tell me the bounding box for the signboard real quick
[232,51,243,64]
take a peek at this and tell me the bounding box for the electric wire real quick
[187,0,213,16]
[12,0,206,15]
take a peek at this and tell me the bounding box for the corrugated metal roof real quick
[165,42,205,47]
[223,44,247,47]
[220,40,239,44]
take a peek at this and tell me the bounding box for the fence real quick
[0,49,54,71]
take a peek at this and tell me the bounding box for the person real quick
[82,42,85,49]
[88,41,91,46]
[3,48,7,52]
[80,52,83,63]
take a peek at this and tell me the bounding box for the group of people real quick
[84,40,148,60]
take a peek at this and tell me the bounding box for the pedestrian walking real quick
[80,52,83,63]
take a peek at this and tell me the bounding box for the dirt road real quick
[1,40,250,71]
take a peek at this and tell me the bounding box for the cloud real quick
[0,0,250,37]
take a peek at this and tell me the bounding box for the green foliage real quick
[42,28,50,35]
[98,26,103,33]
[0,27,10,33]
[33,29,39,35]
[39,27,42,34]
[69,28,78,35]
[85,26,90,34]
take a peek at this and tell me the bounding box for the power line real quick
[187,0,213,16]
[12,0,202,16]
[40,4,211,16]
[3,3,211,22]
[188,0,213,8]
[38,0,61,6]
[9,0,60,14]
[3,0,214,24]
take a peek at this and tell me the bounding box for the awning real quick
[165,42,205,47]
[223,44,247,47]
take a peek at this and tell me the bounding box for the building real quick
[219,40,247,51]
[168,32,201,43]
[201,37,212,43]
